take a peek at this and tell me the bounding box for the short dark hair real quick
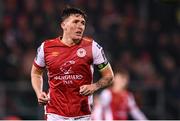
[60,7,87,23]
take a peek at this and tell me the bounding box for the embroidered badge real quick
[77,48,86,57]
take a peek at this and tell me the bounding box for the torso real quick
[44,37,93,117]
[34,36,107,117]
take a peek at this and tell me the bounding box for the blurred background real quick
[0,0,179,120]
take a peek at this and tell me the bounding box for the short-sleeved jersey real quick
[92,89,135,120]
[101,89,130,120]
[92,89,147,120]
[33,37,108,118]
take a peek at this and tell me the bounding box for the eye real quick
[81,21,85,25]
[73,20,79,23]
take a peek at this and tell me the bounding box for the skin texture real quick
[31,14,114,105]
[31,65,49,105]
[79,64,114,96]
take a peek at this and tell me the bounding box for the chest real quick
[44,45,92,71]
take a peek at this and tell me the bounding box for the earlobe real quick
[61,22,64,29]
[61,22,67,31]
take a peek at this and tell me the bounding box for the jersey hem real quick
[46,112,91,119]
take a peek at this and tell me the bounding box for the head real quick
[113,68,129,90]
[60,7,87,41]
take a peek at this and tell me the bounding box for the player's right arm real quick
[31,42,49,105]
[31,65,49,105]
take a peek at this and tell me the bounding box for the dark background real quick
[0,0,179,120]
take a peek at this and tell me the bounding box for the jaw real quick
[73,39,81,44]
[73,35,83,43]
[72,33,83,40]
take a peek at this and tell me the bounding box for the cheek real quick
[82,26,85,31]
[66,25,75,32]
[64,22,72,30]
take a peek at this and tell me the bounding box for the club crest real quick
[77,48,86,57]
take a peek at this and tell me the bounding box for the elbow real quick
[109,69,114,85]
[107,75,114,87]
[109,76,114,85]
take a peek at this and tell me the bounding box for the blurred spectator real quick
[92,68,147,120]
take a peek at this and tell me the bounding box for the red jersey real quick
[109,89,129,120]
[92,89,147,120]
[34,37,108,117]
[102,89,129,120]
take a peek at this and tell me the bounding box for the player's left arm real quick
[79,41,114,96]
[79,64,113,96]
[94,63,113,89]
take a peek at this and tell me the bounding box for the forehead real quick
[65,14,85,21]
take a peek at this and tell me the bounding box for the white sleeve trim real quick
[34,42,45,67]
[92,40,107,65]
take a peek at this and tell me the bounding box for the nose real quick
[77,22,85,30]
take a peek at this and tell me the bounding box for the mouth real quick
[76,31,82,35]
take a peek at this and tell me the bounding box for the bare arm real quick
[79,64,114,96]
[94,64,114,90]
[31,65,49,105]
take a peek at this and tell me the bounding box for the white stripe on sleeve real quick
[34,42,45,67]
[92,41,107,65]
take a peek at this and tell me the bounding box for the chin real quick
[73,36,82,40]
[73,39,81,44]
[72,37,81,44]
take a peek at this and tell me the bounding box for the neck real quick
[61,34,81,46]
[61,35,75,46]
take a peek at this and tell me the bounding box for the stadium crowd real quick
[0,0,179,120]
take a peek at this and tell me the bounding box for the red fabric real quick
[110,90,129,120]
[102,89,130,120]
[43,37,93,117]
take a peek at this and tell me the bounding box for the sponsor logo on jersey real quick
[54,60,83,82]
[59,60,75,74]
[77,48,86,57]
[54,74,83,80]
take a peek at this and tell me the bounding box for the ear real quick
[61,22,65,29]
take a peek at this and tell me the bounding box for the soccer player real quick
[31,7,114,121]
[92,69,147,120]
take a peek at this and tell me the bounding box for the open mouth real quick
[76,31,82,35]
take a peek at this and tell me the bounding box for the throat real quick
[73,39,81,44]
[60,37,81,47]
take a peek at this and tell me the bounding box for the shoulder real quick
[43,37,59,47]
[44,37,58,44]
[82,36,93,42]
[81,36,94,45]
